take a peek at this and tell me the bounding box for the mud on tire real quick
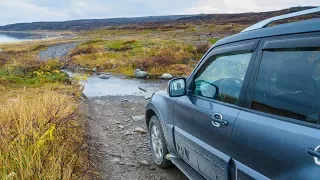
[148,115,173,168]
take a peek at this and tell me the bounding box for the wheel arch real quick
[145,102,165,131]
[146,108,156,129]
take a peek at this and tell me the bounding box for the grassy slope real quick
[68,23,237,77]
[0,44,90,179]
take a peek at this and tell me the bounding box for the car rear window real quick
[252,48,320,125]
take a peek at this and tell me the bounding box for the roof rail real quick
[242,7,320,32]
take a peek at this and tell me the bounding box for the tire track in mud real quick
[86,96,187,180]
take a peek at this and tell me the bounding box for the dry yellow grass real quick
[0,87,89,180]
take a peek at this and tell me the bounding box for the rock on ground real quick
[134,127,147,134]
[98,74,111,79]
[160,73,173,80]
[111,158,121,164]
[131,115,145,121]
[86,96,186,180]
[139,160,150,165]
[135,69,148,78]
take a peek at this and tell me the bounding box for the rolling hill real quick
[0,6,318,31]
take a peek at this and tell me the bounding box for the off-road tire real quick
[148,115,173,168]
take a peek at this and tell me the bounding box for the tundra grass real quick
[0,46,90,179]
[69,38,207,76]
[0,85,89,180]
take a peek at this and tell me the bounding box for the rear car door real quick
[173,40,259,180]
[232,34,320,179]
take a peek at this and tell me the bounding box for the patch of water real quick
[66,71,168,97]
[0,32,47,43]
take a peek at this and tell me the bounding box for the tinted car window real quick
[252,48,320,125]
[192,52,252,105]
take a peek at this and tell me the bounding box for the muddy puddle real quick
[66,71,168,98]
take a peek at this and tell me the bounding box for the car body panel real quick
[145,18,320,180]
[174,126,230,180]
[173,96,241,180]
[231,32,320,180]
[232,110,320,180]
[145,91,178,153]
[171,39,260,179]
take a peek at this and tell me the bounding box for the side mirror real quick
[194,80,219,99]
[168,78,186,97]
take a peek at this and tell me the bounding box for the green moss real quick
[208,38,219,44]
[82,38,104,45]
[0,59,69,88]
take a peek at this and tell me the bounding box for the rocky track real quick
[38,42,78,60]
[86,95,187,180]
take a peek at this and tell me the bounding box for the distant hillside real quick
[176,6,319,25]
[0,15,194,31]
[0,6,318,31]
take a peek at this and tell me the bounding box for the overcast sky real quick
[0,0,319,26]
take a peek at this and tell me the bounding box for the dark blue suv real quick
[145,7,320,180]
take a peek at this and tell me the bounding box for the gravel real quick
[86,96,187,180]
[38,42,78,60]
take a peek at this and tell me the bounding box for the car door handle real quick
[307,145,320,166]
[211,113,228,127]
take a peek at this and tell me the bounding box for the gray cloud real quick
[0,0,319,25]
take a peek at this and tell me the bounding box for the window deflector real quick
[211,41,258,55]
[263,37,320,50]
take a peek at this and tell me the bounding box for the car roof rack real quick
[242,7,320,32]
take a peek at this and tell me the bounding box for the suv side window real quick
[192,52,252,105]
[252,48,320,125]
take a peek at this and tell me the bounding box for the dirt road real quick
[38,42,78,60]
[86,95,187,180]
[38,43,186,179]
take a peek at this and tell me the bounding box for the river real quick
[0,32,47,43]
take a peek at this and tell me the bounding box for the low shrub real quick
[107,45,133,52]
[40,59,61,72]
[136,58,153,70]
[0,59,69,87]
[82,38,104,45]
[196,43,211,54]
[6,66,34,77]
[30,44,48,52]
[122,39,137,45]
[170,64,193,76]
[208,38,218,45]
[70,45,104,56]
[33,70,69,84]
[69,39,199,76]
[0,51,39,67]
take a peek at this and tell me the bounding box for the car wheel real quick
[148,115,172,168]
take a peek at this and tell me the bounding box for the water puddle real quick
[66,71,168,98]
